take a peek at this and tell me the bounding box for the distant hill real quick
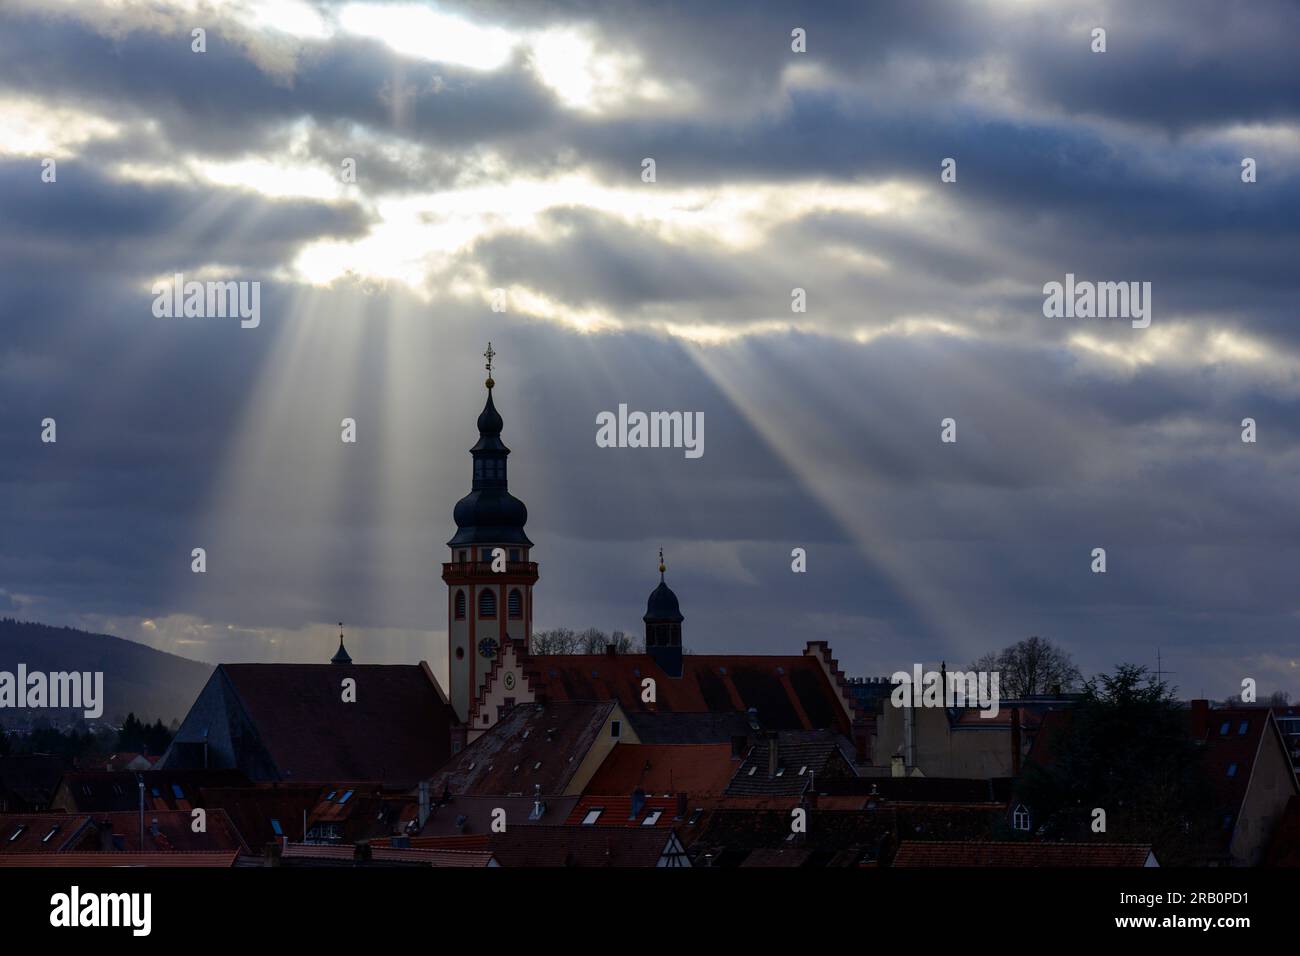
[0,618,212,726]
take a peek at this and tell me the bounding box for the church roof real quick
[330,634,352,665]
[211,663,455,786]
[584,743,737,796]
[527,653,852,734]
[447,378,532,548]
[644,581,683,623]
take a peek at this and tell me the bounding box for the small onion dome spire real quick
[331,621,352,664]
[644,553,684,625]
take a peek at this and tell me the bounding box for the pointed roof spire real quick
[331,621,352,664]
[645,551,683,624]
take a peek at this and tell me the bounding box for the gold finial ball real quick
[658,562,666,573]
[485,376,495,389]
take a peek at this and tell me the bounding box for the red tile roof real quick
[375,827,682,866]
[416,794,580,835]
[278,843,495,867]
[0,813,88,852]
[0,754,73,810]
[584,744,736,796]
[725,730,855,796]
[892,841,1154,867]
[1198,707,1298,853]
[0,851,239,867]
[77,809,248,853]
[54,769,250,812]
[565,795,681,827]
[431,701,617,796]
[373,834,492,850]
[196,785,321,848]
[0,810,246,856]
[528,653,850,733]
[218,663,456,785]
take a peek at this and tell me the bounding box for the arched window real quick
[1013,804,1031,831]
[508,589,523,619]
[454,590,466,620]
[478,589,497,619]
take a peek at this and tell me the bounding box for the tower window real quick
[454,590,466,620]
[508,589,523,619]
[479,589,497,619]
[509,548,520,561]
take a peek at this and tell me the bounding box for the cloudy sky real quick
[1,0,1297,699]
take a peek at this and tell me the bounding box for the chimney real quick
[890,753,905,778]
[730,735,748,759]
[605,643,617,657]
[417,780,431,830]
[1190,699,1210,738]
[1010,706,1022,776]
[630,787,647,820]
[149,816,160,839]
[767,734,779,778]
[97,819,114,852]
[263,841,282,867]
[676,792,687,820]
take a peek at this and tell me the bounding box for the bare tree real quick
[530,627,642,655]
[971,636,1081,698]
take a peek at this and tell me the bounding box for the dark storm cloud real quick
[0,11,559,158]
[1,0,1298,696]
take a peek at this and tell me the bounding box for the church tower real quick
[442,344,537,724]
[644,549,684,678]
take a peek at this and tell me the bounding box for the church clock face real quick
[477,637,499,659]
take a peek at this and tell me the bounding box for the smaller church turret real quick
[644,549,684,678]
[331,622,352,664]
